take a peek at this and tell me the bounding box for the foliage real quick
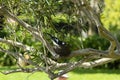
[83,35,110,50]
[102,0,120,31]
[0,68,120,80]
[1,0,120,79]
[0,0,119,65]
[0,0,84,66]
[0,0,120,72]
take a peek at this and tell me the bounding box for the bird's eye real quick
[62,42,66,45]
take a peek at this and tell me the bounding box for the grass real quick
[0,72,49,80]
[0,67,120,80]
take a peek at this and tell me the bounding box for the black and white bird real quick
[46,33,71,57]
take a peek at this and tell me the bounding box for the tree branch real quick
[0,68,40,75]
[0,1,120,79]
[49,57,118,79]
[0,47,55,77]
[50,58,87,79]
[0,38,33,51]
[70,48,108,57]
[80,0,120,56]
[0,6,59,58]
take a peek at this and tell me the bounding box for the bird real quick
[46,33,71,57]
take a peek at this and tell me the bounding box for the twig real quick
[50,57,90,79]
[0,68,40,75]
[0,38,34,51]
[0,6,59,58]
[80,0,120,56]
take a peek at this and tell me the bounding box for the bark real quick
[0,0,120,79]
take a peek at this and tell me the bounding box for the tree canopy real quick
[0,0,120,80]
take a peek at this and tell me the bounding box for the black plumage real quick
[47,33,71,57]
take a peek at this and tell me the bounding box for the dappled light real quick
[0,0,120,80]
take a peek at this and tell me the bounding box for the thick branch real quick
[70,48,120,59]
[0,6,59,58]
[70,48,108,57]
[81,58,116,68]
[0,2,120,79]
[49,58,117,72]
[81,0,120,55]
[50,57,117,79]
